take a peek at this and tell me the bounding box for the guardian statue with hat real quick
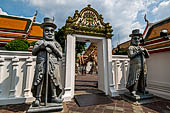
[126,29,150,97]
[32,17,63,107]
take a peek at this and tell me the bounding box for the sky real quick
[0,0,170,48]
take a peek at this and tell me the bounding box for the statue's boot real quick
[32,98,40,107]
[33,83,42,107]
[51,82,63,103]
[131,91,138,97]
[51,97,63,103]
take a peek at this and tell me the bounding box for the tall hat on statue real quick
[129,29,142,37]
[40,17,57,29]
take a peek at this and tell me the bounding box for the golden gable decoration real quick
[65,4,113,38]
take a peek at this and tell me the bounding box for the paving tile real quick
[1,74,170,113]
[94,107,104,111]
[103,109,114,113]
[105,106,115,110]
[115,104,124,108]
[113,110,123,113]
[114,106,124,112]
[133,110,144,113]
[124,107,133,111]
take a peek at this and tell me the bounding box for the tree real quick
[55,26,65,52]
[55,26,86,57]
[5,39,30,51]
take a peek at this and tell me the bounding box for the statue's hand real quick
[136,50,142,55]
[46,47,52,53]
[140,48,145,51]
[43,41,48,47]
[48,43,55,49]
[40,42,46,49]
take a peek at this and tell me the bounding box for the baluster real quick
[124,60,129,87]
[0,57,4,97]
[9,57,19,98]
[115,60,120,90]
[24,57,33,97]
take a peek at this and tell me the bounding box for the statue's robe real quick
[126,45,149,91]
[32,40,62,90]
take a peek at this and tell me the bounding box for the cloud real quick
[152,0,170,20]
[0,8,8,15]
[14,0,162,47]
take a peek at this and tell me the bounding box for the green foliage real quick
[76,42,86,54]
[55,26,65,52]
[55,26,86,55]
[30,41,37,46]
[114,46,128,55]
[5,39,30,51]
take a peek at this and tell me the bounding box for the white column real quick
[97,39,108,94]
[9,57,19,98]
[63,34,76,101]
[106,39,118,96]
[0,57,4,97]
[24,57,33,97]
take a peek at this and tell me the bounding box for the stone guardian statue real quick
[126,29,150,97]
[32,17,63,107]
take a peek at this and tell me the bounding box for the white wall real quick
[147,51,170,100]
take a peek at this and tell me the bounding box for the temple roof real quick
[0,14,43,45]
[143,16,170,54]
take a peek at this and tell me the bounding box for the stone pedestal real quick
[123,92,154,105]
[27,103,63,113]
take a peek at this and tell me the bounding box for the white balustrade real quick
[0,50,36,105]
[112,55,130,95]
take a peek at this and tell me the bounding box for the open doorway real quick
[75,42,100,96]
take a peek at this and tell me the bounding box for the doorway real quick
[63,34,113,101]
[75,40,99,96]
[62,5,114,101]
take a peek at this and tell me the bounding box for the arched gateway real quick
[63,5,115,101]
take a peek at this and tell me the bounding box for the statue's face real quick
[131,36,140,46]
[43,26,55,41]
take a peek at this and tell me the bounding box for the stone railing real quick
[112,55,130,95]
[0,50,36,105]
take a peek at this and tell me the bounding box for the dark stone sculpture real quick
[124,29,153,104]
[31,17,63,107]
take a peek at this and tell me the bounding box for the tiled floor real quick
[0,74,170,113]
[62,74,170,113]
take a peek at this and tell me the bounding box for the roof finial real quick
[88,4,91,8]
[34,10,38,16]
[53,16,55,21]
[144,14,150,25]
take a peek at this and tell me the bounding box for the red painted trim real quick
[0,35,24,39]
[145,38,168,45]
[0,43,6,46]
[143,24,148,37]
[0,29,27,34]
[0,35,41,40]
[28,37,41,40]
[149,47,170,54]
